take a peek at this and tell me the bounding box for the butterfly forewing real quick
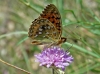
[39,4,62,39]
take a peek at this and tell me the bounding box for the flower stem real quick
[52,69,55,74]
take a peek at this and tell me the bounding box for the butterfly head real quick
[61,37,67,43]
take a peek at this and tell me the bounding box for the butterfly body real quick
[28,4,66,46]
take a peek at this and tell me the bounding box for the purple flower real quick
[35,46,73,70]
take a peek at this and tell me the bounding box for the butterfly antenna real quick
[66,43,73,52]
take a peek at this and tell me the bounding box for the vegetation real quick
[0,0,100,74]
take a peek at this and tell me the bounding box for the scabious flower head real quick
[35,46,73,70]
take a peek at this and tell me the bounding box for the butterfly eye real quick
[61,37,67,43]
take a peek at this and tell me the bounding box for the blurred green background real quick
[0,0,100,74]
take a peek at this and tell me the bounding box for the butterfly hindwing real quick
[28,18,59,45]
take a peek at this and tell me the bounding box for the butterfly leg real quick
[40,35,57,47]
[47,37,67,46]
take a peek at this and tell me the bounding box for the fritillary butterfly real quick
[28,4,66,46]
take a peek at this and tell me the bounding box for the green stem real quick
[52,69,55,74]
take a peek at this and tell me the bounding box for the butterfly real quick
[28,4,66,46]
